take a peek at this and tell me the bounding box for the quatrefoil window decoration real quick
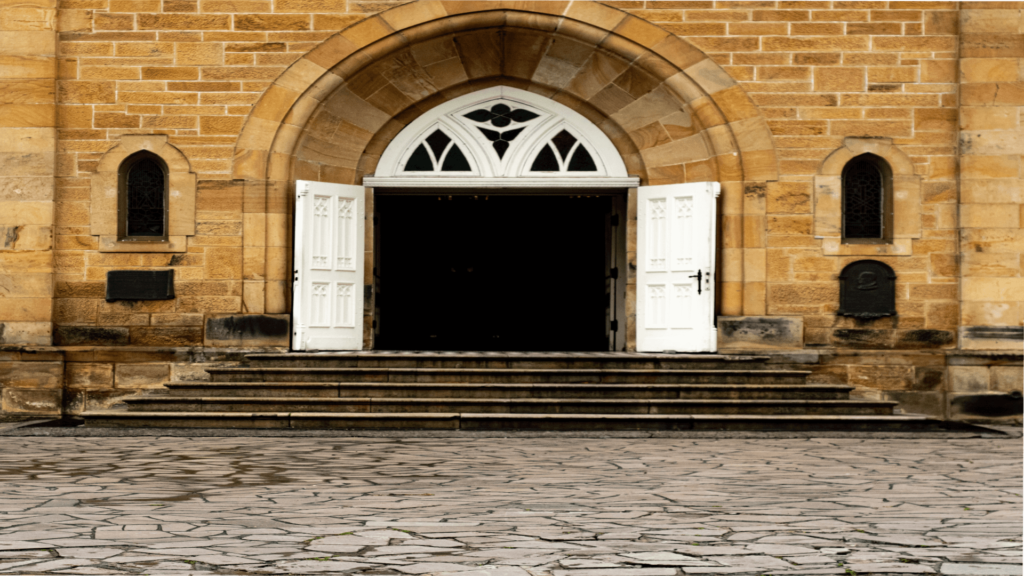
[463,103,539,159]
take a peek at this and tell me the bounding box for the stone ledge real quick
[718,316,803,350]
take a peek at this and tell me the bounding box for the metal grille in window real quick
[126,158,165,237]
[842,157,883,239]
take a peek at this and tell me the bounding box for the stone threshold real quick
[2,419,1016,439]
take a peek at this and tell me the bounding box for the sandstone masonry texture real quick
[0,0,1018,421]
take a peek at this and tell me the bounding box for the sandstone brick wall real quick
[0,0,57,347]
[632,1,961,348]
[2,0,1021,421]
[957,5,1024,351]
[47,0,975,351]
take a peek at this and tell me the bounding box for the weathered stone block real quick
[718,316,802,350]
[991,366,1023,392]
[830,329,893,349]
[234,14,308,30]
[950,391,1023,421]
[883,390,945,419]
[65,362,113,390]
[814,66,864,92]
[913,367,946,392]
[848,364,915,391]
[894,329,955,349]
[115,363,169,389]
[959,326,1024,351]
[0,361,62,388]
[171,361,213,381]
[205,313,289,347]
[0,321,51,345]
[949,366,991,393]
[2,387,60,415]
[129,327,203,346]
[58,81,115,104]
[54,325,130,346]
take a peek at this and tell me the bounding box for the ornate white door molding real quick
[292,180,365,351]
[637,182,719,353]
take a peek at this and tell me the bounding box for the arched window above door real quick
[368,86,637,188]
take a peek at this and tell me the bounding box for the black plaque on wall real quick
[837,260,896,319]
[106,270,175,302]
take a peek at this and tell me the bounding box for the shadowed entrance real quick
[375,193,614,351]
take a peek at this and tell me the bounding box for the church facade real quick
[1,0,1021,423]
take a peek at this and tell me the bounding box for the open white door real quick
[292,180,365,351]
[637,182,719,353]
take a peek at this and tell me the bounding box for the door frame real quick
[368,186,629,351]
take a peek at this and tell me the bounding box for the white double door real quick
[292,181,365,351]
[636,182,719,353]
[292,180,718,352]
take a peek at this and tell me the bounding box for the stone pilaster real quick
[0,0,56,346]
[0,0,59,415]
[958,7,1024,350]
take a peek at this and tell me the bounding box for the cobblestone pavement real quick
[0,436,1020,576]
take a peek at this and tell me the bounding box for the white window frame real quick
[364,85,640,189]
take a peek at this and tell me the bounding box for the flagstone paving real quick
[0,436,1019,575]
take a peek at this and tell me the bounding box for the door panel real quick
[292,180,365,351]
[637,182,718,352]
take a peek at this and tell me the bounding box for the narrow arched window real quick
[118,152,168,240]
[842,153,892,243]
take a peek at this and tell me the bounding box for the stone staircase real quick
[81,352,944,431]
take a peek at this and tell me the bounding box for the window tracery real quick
[463,103,538,159]
[371,86,631,184]
[529,129,597,173]
[403,129,471,172]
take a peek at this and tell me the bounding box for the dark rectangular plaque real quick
[106,270,175,302]
[837,260,896,319]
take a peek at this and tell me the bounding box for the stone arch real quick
[818,138,915,177]
[231,1,778,317]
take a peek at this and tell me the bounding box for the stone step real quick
[243,352,772,370]
[122,396,895,415]
[206,367,812,384]
[164,381,853,400]
[81,410,938,431]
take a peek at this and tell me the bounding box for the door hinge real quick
[610,214,619,226]
[610,320,618,332]
[609,267,619,279]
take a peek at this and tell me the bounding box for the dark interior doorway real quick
[374,192,619,351]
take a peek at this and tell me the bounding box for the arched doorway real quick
[369,86,633,352]
[292,86,718,353]
[233,1,777,353]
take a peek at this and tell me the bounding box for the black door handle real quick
[688,269,702,294]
